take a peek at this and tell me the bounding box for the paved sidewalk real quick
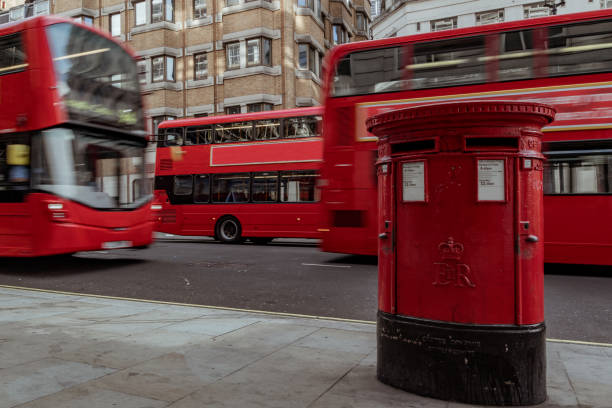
[0,286,610,408]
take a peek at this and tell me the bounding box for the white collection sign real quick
[402,161,425,202]
[478,159,505,201]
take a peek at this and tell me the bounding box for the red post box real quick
[367,101,555,406]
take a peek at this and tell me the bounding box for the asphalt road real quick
[0,236,610,344]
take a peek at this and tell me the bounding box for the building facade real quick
[1,0,371,132]
[373,0,607,39]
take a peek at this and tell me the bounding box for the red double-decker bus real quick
[321,10,612,265]
[153,107,322,243]
[0,16,154,257]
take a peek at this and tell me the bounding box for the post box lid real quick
[366,101,556,138]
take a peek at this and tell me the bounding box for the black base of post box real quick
[377,311,546,406]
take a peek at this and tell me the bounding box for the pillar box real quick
[366,101,555,406]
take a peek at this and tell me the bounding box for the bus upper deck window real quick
[547,19,612,77]
[497,30,534,82]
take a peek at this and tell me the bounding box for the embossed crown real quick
[438,237,464,261]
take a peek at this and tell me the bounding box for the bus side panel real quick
[0,202,33,256]
[544,195,612,265]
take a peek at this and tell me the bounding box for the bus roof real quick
[0,15,139,59]
[158,106,323,129]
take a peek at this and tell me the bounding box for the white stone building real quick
[373,0,607,40]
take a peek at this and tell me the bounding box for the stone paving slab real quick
[0,286,610,408]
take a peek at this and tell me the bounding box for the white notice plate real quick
[101,241,133,249]
[402,161,425,202]
[477,159,505,201]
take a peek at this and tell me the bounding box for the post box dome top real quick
[366,101,556,136]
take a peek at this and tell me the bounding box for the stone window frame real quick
[194,0,207,18]
[297,43,321,77]
[356,11,367,31]
[225,105,241,114]
[110,12,121,37]
[194,52,208,80]
[134,0,147,26]
[153,115,176,135]
[152,55,176,82]
[226,42,241,70]
[332,24,348,45]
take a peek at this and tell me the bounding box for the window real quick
[545,155,612,194]
[110,12,121,37]
[194,174,210,202]
[476,9,504,25]
[280,171,317,202]
[0,136,30,202]
[163,127,184,145]
[0,34,26,75]
[247,37,272,66]
[137,60,147,85]
[212,173,250,203]
[153,115,176,135]
[135,1,147,25]
[298,0,313,9]
[356,12,367,31]
[284,116,320,138]
[194,53,208,80]
[173,175,193,195]
[194,0,207,18]
[333,24,348,45]
[298,43,320,75]
[410,36,486,89]
[524,2,550,19]
[74,15,94,26]
[215,122,253,143]
[226,42,240,69]
[194,113,209,118]
[254,119,280,140]
[186,125,214,144]
[547,19,612,77]
[247,103,273,112]
[152,0,174,23]
[252,172,278,202]
[225,105,241,115]
[152,55,175,82]
[603,0,612,8]
[226,0,239,6]
[431,17,457,32]
[498,30,534,81]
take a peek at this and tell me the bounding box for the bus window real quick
[194,174,210,203]
[173,175,193,195]
[547,19,612,77]
[215,122,253,143]
[252,172,278,202]
[0,33,26,75]
[284,116,320,138]
[410,36,486,89]
[497,30,534,81]
[332,46,407,97]
[280,170,317,202]
[164,128,185,146]
[186,125,214,145]
[0,139,30,201]
[254,119,280,140]
[544,154,612,194]
[212,173,250,203]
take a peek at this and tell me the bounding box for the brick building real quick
[2,0,371,132]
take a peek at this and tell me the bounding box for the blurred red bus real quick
[0,16,154,257]
[153,107,322,243]
[321,10,612,265]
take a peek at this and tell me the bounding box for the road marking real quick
[301,263,352,268]
[2,284,611,348]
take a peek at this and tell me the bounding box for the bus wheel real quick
[251,237,273,245]
[216,216,243,244]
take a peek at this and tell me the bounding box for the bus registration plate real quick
[101,241,133,249]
